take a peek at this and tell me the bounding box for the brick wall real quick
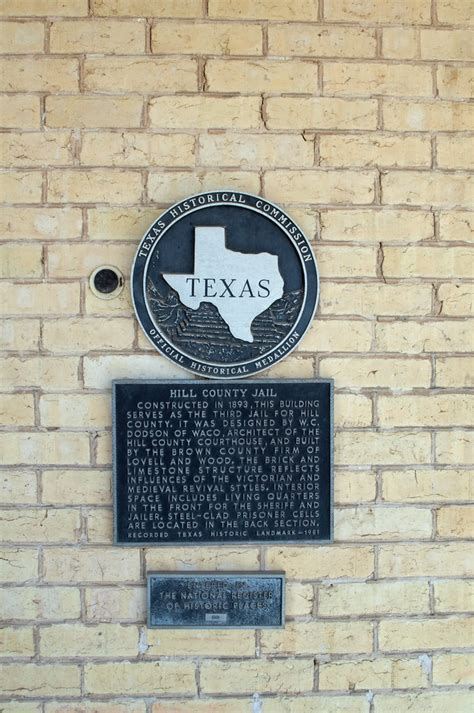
[0,0,472,710]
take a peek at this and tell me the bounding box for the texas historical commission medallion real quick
[132,191,319,379]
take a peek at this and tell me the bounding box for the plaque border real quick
[146,571,286,629]
[113,378,334,547]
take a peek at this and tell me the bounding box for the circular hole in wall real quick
[89,265,124,300]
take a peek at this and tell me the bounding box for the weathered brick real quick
[0,95,39,128]
[383,99,473,131]
[152,20,262,55]
[262,621,373,655]
[0,627,35,657]
[266,545,374,579]
[437,135,474,169]
[421,29,473,60]
[209,0,319,21]
[81,132,196,167]
[1,471,37,504]
[0,319,40,351]
[335,506,432,540]
[206,58,318,93]
[382,469,473,502]
[320,209,433,242]
[319,581,430,616]
[2,356,79,390]
[154,700,369,713]
[437,283,473,316]
[378,394,473,427]
[266,97,378,130]
[200,659,314,694]
[0,244,42,278]
[334,470,377,504]
[301,319,373,353]
[0,21,44,52]
[42,470,111,505]
[437,65,474,99]
[335,431,431,466]
[320,284,432,316]
[324,62,432,97]
[0,548,37,583]
[43,317,134,353]
[46,96,143,129]
[437,0,474,24]
[0,283,79,316]
[148,171,260,203]
[50,19,145,53]
[43,548,140,583]
[437,505,474,538]
[83,354,187,389]
[145,629,255,657]
[1,508,80,543]
[268,24,376,57]
[0,432,90,466]
[320,134,430,168]
[146,546,259,572]
[383,245,473,277]
[0,664,80,697]
[378,542,473,577]
[40,393,109,428]
[382,27,418,59]
[0,207,82,240]
[47,704,145,713]
[87,207,157,240]
[48,169,143,203]
[432,652,474,685]
[83,57,197,93]
[199,133,314,168]
[439,211,473,242]
[0,57,78,91]
[41,623,138,658]
[436,356,473,387]
[382,171,473,208]
[47,242,134,278]
[85,586,145,622]
[0,586,80,620]
[93,0,202,16]
[265,169,375,204]
[84,661,196,695]
[379,616,474,652]
[286,582,314,615]
[0,394,35,426]
[0,1,87,15]
[375,320,473,353]
[149,96,261,129]
[373,692,473,713]
[319,657,428,691]
[334,394,372,427]
[0,171,43,203]
[323,0,431,23]
[321,356,431,388]
[86,508,112,544]
[436,430,473,465]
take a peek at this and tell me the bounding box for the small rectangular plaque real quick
[113,379,333,545]
[147,572,285,628]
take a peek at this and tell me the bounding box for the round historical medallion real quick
[132,191,319,379]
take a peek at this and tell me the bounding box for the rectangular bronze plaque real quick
[147,572,285,628]
[113,379,333,545]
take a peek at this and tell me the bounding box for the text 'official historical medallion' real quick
[132,191,319,379]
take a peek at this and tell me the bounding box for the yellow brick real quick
[146,546,259,572]
[335,506,432,540]
[320,581,430,617]
[382,171,472,208]
[85,586,145,622]
[209,0,318,20]
[43,317,134,353]
[324,62,432,97]
[320,134,431,168]
[149,96,261,130]
[379,616,474,652]
[437,136,474,169]
[46,96,143,129]
[383,99,473,131]
[50,19,145,53]
[266,97,378,130]
[42,470,110,506]
[206,58,317,93]
[0,244,42,278]
[1,471,36,504]
[286,582,314,615]
[0,664,80,697]
[437,430,473,465]
[0,432,90,466]
[382,469,473,502]
[152,20,262,55]
[2,356,79,390]
[437,283,473,316]
[0,394,35,426]
[334,394,373,427]
[0,586,81,620]
[269,24,375,58]
[200,659,314,694]
[437,356,473,387]
[0,131,74,168]
[321,356,431,388]
[85,661,196,695]
[265,169,375,204]
[437,65,474,99]
[81,132,196,167]
[384,245,473,278]
[198,133,313,169]
[95,431,112,464]
[262,621,373,655]
[439,211,473,242]
[0,702,39,713]
[87,207,157,240]
[316,245,377,277]
[301,319,373,353]
[48,169,142,203]
[41,623,138,658]
[421,29,473,60]
[433,653,474,686]
[43,548,140,583]
[93,0,202,16]
[320,209,433,242]
[319,657,428,691]
[40,393,109,428]
[262,354,314,378]
[0,319,39,351]
[84,57,196,93]
[375,320,473,354]
[0,548,37,583]
[83,354,187,389]
[145,629,255,657]
[0,508,80,543]
[0,21,44,53]
[0,207,82,240]
[334,470,377,504]
[0,1,88,15]
[434,580,474,613]
[266,545,374,579]
[0,95,39,128]
[0,627,35,657]
[86,508,112,543]
[0,57,78,91]
[47,704,145,713]
[382,27,418,59]
[154,700,368,713]
[85,285,133,316]
[0,171,43,204]
[437,0,474,24]
[152,702,247,713]
[437,505,474,538]
[47,242,134,278]
[373,692,473,713]
[324,0,431,23]
[148,171,260,204]
[336,431,431,466]
[0,283,79,316]
[379,542,473,577]
[378,394,473,427]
